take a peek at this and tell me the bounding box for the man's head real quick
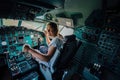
[47,22,58,37]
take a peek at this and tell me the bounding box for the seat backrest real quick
[54,34,81,70]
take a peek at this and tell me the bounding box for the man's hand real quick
[23,44,31,53]
[44,30,48,37]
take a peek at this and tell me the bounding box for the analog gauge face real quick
[26,40,29,43]
[25,53,32,60]
[45,13,52,20]
[30,35,34,38]
[1,41,7,46]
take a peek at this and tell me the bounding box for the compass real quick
[45,13,52,20]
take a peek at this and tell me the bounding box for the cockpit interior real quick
[0,0,120,80]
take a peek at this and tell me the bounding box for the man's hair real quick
[47,22,58,35]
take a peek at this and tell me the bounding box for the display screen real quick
[18,36,24,44]
[1,36,6,41]
[19,36,24,39]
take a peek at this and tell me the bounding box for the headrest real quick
[64,34,76,42]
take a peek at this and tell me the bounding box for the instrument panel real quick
[0,26,45,54]
[74,26,120,80]
[97,27,120,76]
[74,26,101,44]
[0,26,45,79]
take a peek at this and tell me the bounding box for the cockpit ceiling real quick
[0,0,65,20]
[0,0,64,9]
[16,0,65,9]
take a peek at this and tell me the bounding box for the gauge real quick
[45,13,52,20]
[1,41,7,46]
[24,53,32,60]
[30,35,34,38]
[10,46,16,51]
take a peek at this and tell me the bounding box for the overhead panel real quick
[0,0,65,20]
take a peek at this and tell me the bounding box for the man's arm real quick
[23,44,56,62]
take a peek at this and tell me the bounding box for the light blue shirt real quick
[35,36,63,73]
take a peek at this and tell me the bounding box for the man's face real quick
[47,25,54,37]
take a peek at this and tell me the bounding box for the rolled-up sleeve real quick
[48,37,62,50]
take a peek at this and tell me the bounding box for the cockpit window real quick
[21,21,45,31]
[3,19,18,26]
[2,19,45,31]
